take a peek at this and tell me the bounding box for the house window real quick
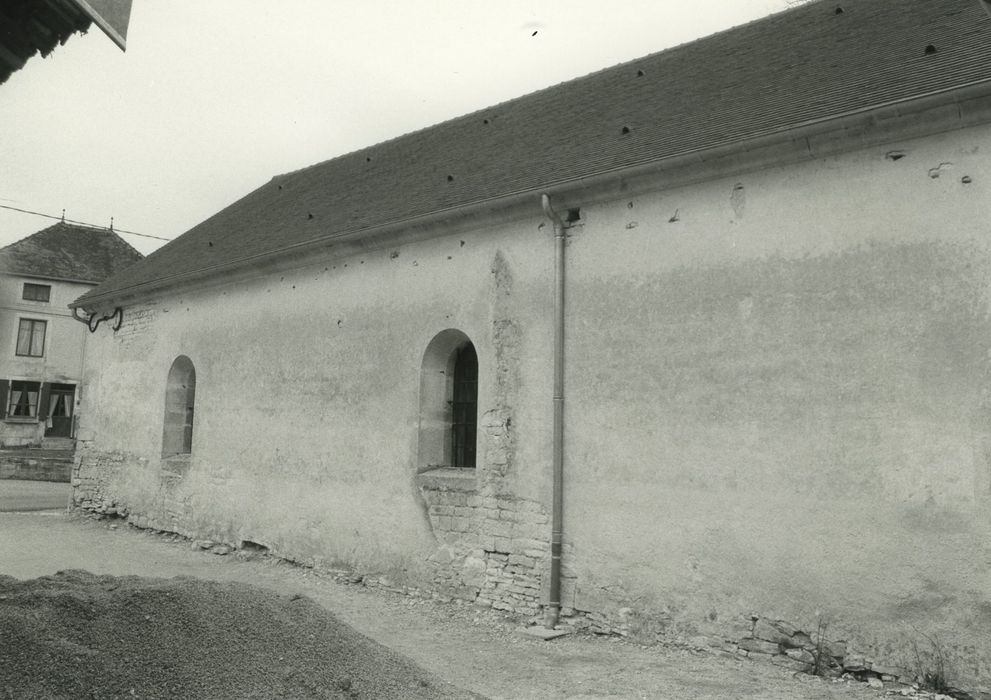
[418,330,479,470]
[7,381,40,418]
[162,356,196,456]
[22,283,51,302]
[15,319,46,357]
[451,343,478,468]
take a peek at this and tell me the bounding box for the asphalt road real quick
[0,479,71,512]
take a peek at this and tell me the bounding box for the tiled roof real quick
[0,223,143,283]
[76,0,991,307]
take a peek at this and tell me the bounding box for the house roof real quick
[75,0,991,308]
[0,222,144,284]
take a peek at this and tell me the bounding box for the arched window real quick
[419,330,478,469]
[162,356,196,456]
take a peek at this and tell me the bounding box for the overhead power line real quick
[0,203,173,242]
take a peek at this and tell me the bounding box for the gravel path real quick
[0,511,893,699]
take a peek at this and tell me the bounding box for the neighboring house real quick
[70,0,991,690]
[0,222,142,448]
[0,0,132,85]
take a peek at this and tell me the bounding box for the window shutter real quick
[38,382,50,422]
[0,380,7,419]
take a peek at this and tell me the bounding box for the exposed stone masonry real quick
[417,470,550,615]
[72,446,192,535]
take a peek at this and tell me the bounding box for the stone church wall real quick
[75,121,991,690]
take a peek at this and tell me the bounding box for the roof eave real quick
[72,78,991,312]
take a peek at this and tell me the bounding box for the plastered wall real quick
[563,125,991,686]
[74,219,556,590]
[76,121,991,689]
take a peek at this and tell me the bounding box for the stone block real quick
[785,648,815,664]
[739,637,781,655]
[823,639,846,659]
[753,619,796,646]
[513,523,545,540]
[488,521,513,537]
[507,554,535,568]
[512,538,546,552]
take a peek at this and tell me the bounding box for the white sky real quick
[0,0,790,256]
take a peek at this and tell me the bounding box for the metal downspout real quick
[541,193,566,629]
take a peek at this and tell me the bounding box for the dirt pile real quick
[0,570,481,699]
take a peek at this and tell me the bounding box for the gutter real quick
[540,194,567,629]
[72,78,991,312]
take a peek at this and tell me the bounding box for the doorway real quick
[44,384,75,438]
